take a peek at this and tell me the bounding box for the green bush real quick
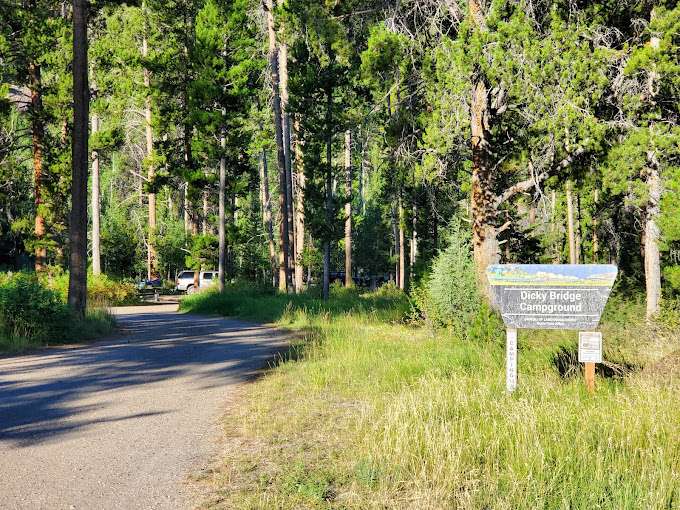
[0,272,117,352]
[0,272,70,347]
[86,274,138,306]
[45,271,138,306]
[412,224,482,331]
[663,265,680,294]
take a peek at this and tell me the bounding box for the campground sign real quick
[486,264,618,392]
[487,264,618,330]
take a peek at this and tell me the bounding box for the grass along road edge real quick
[183,284,680,509]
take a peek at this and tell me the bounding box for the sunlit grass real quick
[184,285,680,509]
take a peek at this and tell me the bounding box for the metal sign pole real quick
[506,328,518,392]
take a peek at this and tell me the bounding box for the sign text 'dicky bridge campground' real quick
[486,264,618,330]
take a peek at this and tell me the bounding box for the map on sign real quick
[487,264,618,330]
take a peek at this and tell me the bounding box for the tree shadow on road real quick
[0,310,289,447]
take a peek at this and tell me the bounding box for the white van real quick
[175,270,217,293]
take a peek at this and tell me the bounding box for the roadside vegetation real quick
[3,0,680,505]
[0,271,126,353]
[183,237,680,509]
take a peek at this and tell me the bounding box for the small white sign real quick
[578,331,602,363]
[506,328,518,392]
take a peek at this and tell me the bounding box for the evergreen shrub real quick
[413,225,483,332]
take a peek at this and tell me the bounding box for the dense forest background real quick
[1,0,679,316]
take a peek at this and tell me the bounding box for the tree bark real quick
[398,196,406,290]
[468,0,499,302]
[265,0,290,292]
[202,189,209,235]
[344,130,352,287]
[277,6,295,279]
[469,79,499,298]
[218,128,226,292]
[551,189,560,263]
[142,3,157,279]
[91,112,101,275]
[323,84,333,301]
[645,153,662,318]
[68,0,89,317]
[411,202,417,269]
[592,189,599,262]
[29,61,47,271]
[183,182,190,234]
[360,135,367,215]
[644,31,662,318]
[575,191,582,263]
[566,180,578,264]
[293,117,305,292]
[392,204,399,285]
[260,150,277,287]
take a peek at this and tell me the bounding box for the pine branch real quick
[495,147,586,207]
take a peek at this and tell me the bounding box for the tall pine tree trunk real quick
[265,0,290,292]
[344,130,352,287]
[183,183,190,234]
[360,135,367,215]
[91,112,101,275]
[469,0,499,302]
[592,189,599,262]
[645,152,662,318]
[277,3,295,279]
[411,203,417,269]
[575,192,582,263]
[566,180,578,264]
[218,127,226,292]
[294,117,305,292]
[551,190,560,262]
[68,0,89,317]
[29,61,47,271]
[260,150,277,287]
[398,196,406,290]
[323,85,332,301]
[142,3,157,279]
[644,32,662,318]
[392,204,399,285]
[202,189,209,235]
[185,137,198,236]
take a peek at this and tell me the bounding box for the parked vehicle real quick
[136,278,162,290]
[175,270,217,293]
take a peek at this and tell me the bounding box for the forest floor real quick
[183,285,680,509]
[0,304,288,510]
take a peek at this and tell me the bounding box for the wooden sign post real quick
[578,331,602,393]
[584,363,595,392]
[487,265,617,394]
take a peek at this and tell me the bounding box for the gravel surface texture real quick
[0,304,287,510]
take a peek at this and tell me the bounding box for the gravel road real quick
[0,304,287,510]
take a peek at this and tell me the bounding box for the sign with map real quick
[486,264,618,330]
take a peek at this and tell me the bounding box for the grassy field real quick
[182,284,680,509]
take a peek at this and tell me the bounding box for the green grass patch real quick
[186,285,680,509]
